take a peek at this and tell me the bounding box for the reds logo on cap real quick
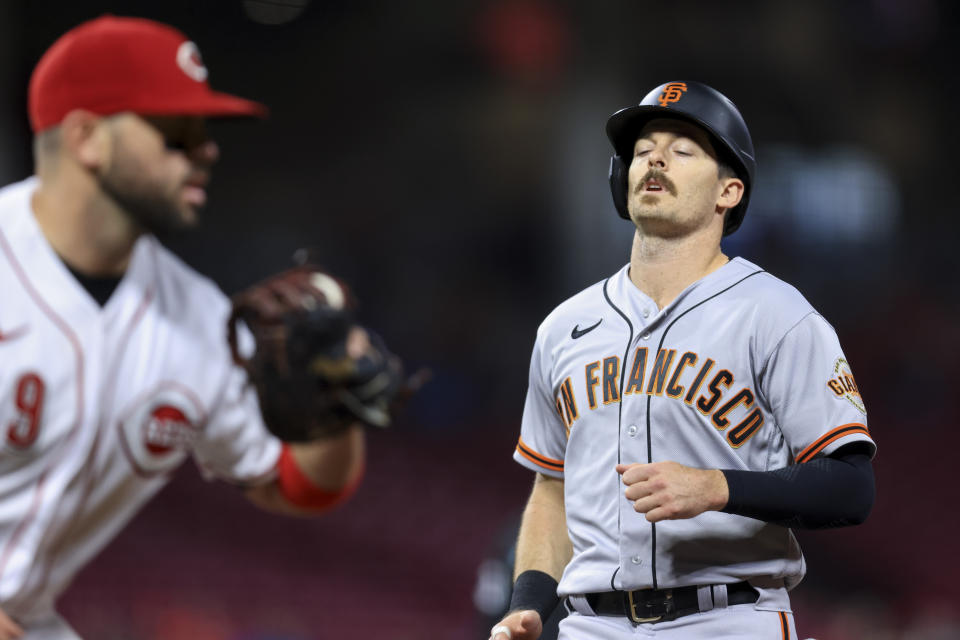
[27,15,266,132]
[176,41,209,82]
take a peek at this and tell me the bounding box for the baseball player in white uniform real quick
[490,81,876,640]
[0,16,367,639]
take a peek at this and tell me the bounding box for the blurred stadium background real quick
[2,0,958,638]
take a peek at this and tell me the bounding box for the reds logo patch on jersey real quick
[514,258,875,602]
[117,385,204,475]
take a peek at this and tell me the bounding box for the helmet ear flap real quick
[609,155,630,220]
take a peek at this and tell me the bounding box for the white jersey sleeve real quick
[759,312,874,463]
[190,308,281,485]
[513,323,568,478]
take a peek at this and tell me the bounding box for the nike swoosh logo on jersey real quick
[571,319,602,339]
[0,325,28,342]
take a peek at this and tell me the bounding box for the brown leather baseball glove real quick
[227,265,422,441]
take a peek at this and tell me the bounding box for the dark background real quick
[2,1,958,638]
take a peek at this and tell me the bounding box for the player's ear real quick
[715,176,744,214]
[60,109,110,171]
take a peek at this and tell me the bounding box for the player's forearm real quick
[0,606,23,640]
[287,425,365,490]
[245,426,365,516]
[721,449,875,529]
[514,473,572,581]
[502,473,570,630]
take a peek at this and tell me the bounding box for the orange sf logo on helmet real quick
[658,82,687,107]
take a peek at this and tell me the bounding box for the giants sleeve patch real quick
[826,357,866,416]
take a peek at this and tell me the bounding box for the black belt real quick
[580,581,758,624]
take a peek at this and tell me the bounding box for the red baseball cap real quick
[28,15,267,132]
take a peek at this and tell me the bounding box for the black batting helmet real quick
[606,81,756,236]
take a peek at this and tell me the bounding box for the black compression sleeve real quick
[720,448,875,529]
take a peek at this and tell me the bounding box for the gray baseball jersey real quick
[514,258,874,609]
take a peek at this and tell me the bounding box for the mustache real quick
[634,169,677,196]
[183,167,211,188]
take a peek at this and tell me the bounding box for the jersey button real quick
[627,425,638,437]
[631,555,643,565]
[642,309,650,318]
[641,332,651,340]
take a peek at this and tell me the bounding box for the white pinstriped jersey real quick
[514,259,875,609]
[0,177,281,623]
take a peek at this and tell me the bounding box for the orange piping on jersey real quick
[778,611,790,639]
[795,423,870,463]
[516,437,564,472]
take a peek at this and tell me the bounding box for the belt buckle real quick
[627,588,673,624]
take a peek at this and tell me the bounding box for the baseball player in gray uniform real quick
[489,81,876,640]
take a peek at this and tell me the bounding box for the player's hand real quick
[0,607,23,639]
[488,609,542,640]
[616,461,728,523]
